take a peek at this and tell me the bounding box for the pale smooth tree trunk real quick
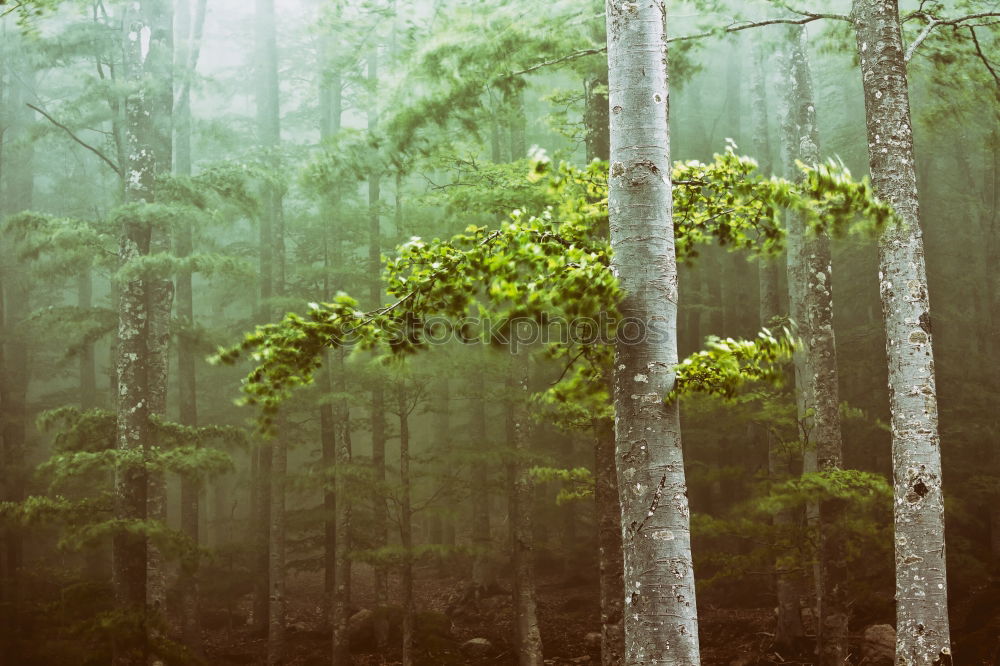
[506,353,543,666]
[605,0,701,663]
[851,2,952,662]
[779,26,847,664]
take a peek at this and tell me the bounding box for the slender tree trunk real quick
[757,47,800,647]
[851,3,952,662]
[0,64,33,663]
[366,50,390,639]
[585,72,610,163]
[79,268,110,583]
[506,354,543,666]
[435,376,455,563]
[255,0,285,659]
[752,44,780,323]
[79,271,98,409]
[594,413,624,666]
[508,89,527,160]
[470,364,495,597]
[318,46,343,626]
[114,7,159,661]
[605,1,701,663]
[779,26,847,663]
[331,351,352,664]
[144,1,174,643]
[398,384,415,666]
[174,0,207,652]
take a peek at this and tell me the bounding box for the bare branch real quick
[509,47,605,78]
[507,13,851,79]
[905,11,1000,62]
[968,25,1000,88]
[27,103,122,177]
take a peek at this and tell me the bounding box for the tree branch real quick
[968,25,1000,88]
[27,103,122,177]
[506,13,851,78]
[509,47,605,77]
[905,11,1000,62]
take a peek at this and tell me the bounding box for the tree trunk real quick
[851,2,952,662]
[398,384,415,666]
[506,354,543,666]
[594,415,624,666]
[366,50,390,643]
[0,63,33,663]
[779,25,847,664]
[470,362,495,596]
[144,1,174,644]
[752,43,780,324]
[331,348,352,664]
[757,46,801,640]
[585,71,610,163]
[605,1,701,663]
[435,376,455,564]
[78,271,98,409]
[256,0,285,660]
[318,46,343,626]
[114,7,160,661]
[508,89,527,160]
[174,0,207,652]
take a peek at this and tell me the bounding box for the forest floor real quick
[199,560,780,665]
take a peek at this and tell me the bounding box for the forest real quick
[0,0,998,664]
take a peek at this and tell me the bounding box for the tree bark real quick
[366,50,390,640]
[398,384,415,666]
[144,0,174,641]
[114,7,159,661]
[0,62,33,664]
[605,1,701,663]
[506,353,543,666]
[779,25,847,664]
[174,0,207,652]
[331,353,352,664]
[595,414,624,666]
[851,2,952,662]
[470,364,495,596]
[585,71,610,163]
[255,0,285,660]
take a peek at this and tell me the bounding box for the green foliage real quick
[693,469,893,599]
[529,465,594,504]
[668,327,797,404]
[222,149,894,428]
[671,143,894,262]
